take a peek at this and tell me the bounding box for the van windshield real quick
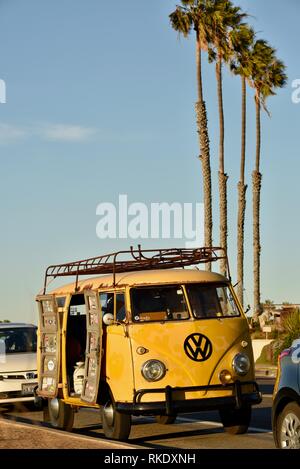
[0,327,37,354]
[131,286,189,322]
[186,284,240,319]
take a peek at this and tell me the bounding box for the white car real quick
[0,323,38,404]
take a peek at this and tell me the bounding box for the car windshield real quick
[0,327,37,354]
[186,284,240,319]
[131,285,189,322]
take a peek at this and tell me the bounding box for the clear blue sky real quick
[0,0,299,323]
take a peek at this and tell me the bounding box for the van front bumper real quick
[116,381,262,416]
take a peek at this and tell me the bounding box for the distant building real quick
[260,303,300,331]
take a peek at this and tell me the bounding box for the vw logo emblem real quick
[184,333,212,362]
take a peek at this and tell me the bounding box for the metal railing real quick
[43,245,229,293]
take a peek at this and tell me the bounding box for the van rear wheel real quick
[155,414,177,424]
[45,398,74,431]
[219,405,251,435]
[101,399,131,441]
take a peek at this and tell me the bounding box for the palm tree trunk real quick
[196,32,203,103]
[195,31,212,270]
[216,56,228,277]
[237,76,247,307]
[252,92,262,322]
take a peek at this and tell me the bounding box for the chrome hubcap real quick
[49,398,60,420]
[103,401,114,427]
[280,412,300,449]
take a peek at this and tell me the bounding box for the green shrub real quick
[268,330,279,340]
[273,310,300,362]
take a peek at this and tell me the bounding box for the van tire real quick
[155,414,177,424]
[219,405,251,435]
[101,399,131,441]
[275,402,300,449]
[46,398,74,431]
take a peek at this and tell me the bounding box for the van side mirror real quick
[103,313,114,326]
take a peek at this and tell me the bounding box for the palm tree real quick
[170,1,213,268]
[207,0,247,276]
[230,24,255,307]
[249,40,287,323]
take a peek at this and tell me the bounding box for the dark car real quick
[272,339,300,448]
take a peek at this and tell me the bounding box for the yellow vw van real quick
[36,246,261,440]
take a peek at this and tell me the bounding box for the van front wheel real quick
[45,398,74,431]
[101,399,131,441]
[219,405,251,435]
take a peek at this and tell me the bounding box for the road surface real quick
[0,379,275,449]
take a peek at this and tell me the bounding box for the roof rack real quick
[43,245,230,293]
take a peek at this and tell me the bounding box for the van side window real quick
[99,292,126,322]
[56,297,66,308]
[100,293,114,317]
[116,293,126,322]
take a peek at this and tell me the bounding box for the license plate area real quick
[21,382,37,396]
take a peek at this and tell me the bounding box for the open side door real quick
[36,295,60,398]
[81,290,102,404]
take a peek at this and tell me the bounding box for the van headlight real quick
[141,360,166,382]
[232,353,250,376]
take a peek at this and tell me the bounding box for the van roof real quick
[49,268,228,296]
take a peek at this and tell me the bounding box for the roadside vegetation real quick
[256,309,300,365]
